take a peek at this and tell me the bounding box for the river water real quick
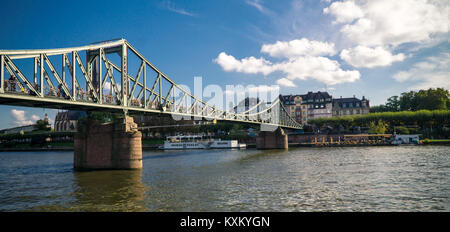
[0,146,448,211]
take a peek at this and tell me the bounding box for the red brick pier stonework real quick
[74,116,142,170]
[256,127,288,149]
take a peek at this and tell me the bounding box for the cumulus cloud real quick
[261,38,336,58]
[31,115,40,121]
[273,56,360,85]
[11,110,33,127]
[276,78,296,87]
[323,0,364,24]
[393,52,450,90]
[214,38,360,86]
[328,0,449,47]
[340,46,406,68]
[214,52,275,75]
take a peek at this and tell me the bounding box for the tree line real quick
[371,88,450,112]
[308,88,450,138]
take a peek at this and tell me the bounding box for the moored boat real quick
[160,135,246,150]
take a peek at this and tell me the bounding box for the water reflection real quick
[69,170,148,211]
[1,146,448,211]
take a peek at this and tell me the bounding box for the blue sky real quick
[0,0,449,129]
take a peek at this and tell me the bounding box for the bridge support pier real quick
[256,127,288,149]
[74,116,142,171]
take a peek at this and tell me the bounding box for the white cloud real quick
[215,51,360,85]
[213,52,275,75]
[323,0,364,24]
[393,52,450,90]
[215,36,361,86]
[11,109,33,127]
[340,46,405,68]
[261,38,336,58]
[273,56,360,85]
[31,115,40,122]
[103,81,121,92]
[329,0,449,47]
[276,78,296,87]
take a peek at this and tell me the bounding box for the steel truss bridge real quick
[0,39,302,130]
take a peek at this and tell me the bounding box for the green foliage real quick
[308,110,450,138]
[34,119,51,131]
[394,126,409,134]
[368,120,388,134]
[372,88,450,112]
[386,96,400,111]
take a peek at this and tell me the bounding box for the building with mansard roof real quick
[332,96,370,116]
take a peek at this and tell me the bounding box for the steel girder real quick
[0,39,302,130]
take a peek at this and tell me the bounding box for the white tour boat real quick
[160,135,246,150]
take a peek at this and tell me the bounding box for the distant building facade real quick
[282,91,333,124]
[332,96,370,116]
[282,92,370,124]
[300,91,333,120]
[54,111,86,132]
[281,95,306,124]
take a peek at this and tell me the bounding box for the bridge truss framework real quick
[0,39,302,130]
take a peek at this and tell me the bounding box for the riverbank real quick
[421,139,450,145]
[2,141,449,151]
[0,146,74,152]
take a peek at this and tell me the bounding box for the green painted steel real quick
[0,39,302,129]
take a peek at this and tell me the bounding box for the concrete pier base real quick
[256,128,288,149]
[74,116,142,170]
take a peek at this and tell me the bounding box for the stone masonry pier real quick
[256,127,288,149]
[74,116,142,170]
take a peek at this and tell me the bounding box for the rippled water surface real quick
[0,146,449,211]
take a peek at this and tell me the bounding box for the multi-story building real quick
[281,94,305,124]
[301,91,333,121]
[332,96,370,116]
[282,91,333,124]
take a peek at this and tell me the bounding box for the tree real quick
[370,105,389,113]
[399,88,449,111]
[399,91,417,111]
[416,88,449,110]
[385,96,400,111]
[34,119,51,131]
